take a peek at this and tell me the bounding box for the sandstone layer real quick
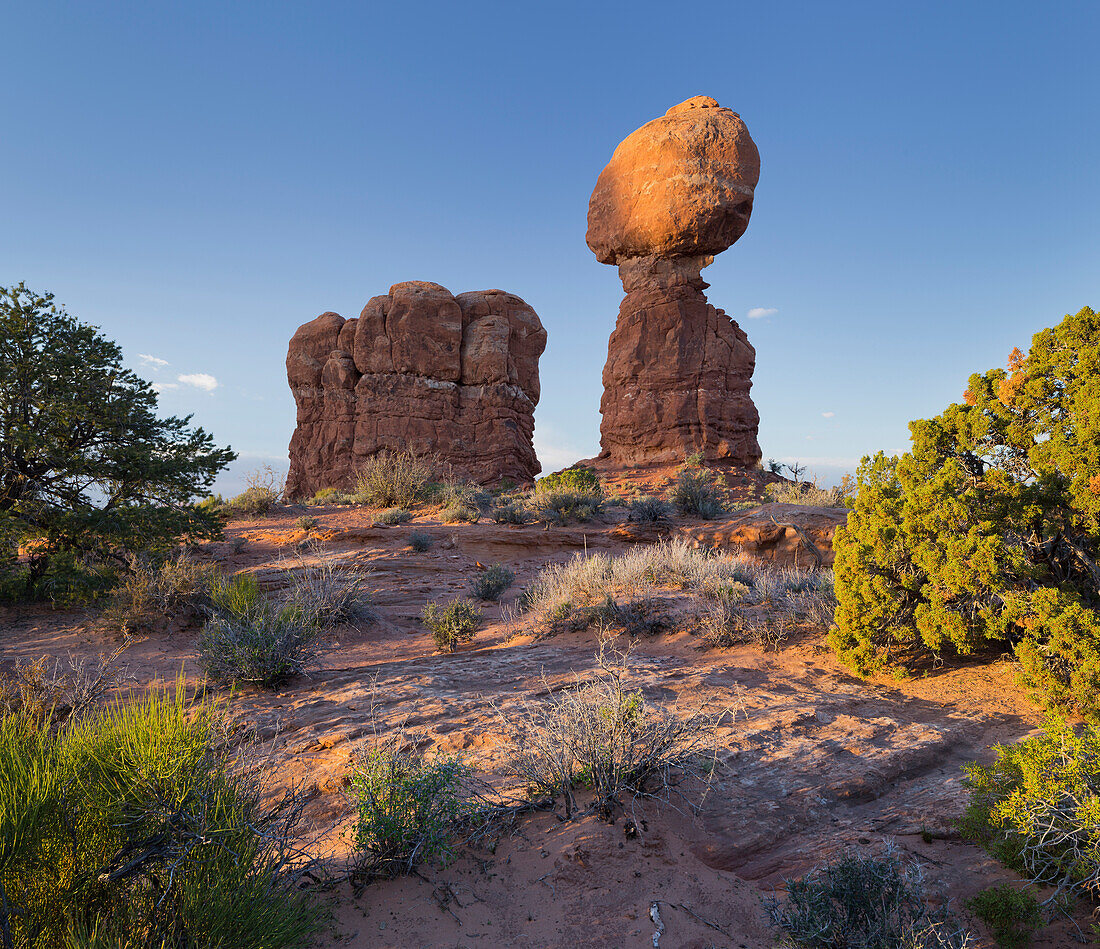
[587,96,763,467]
[286,282,546,498]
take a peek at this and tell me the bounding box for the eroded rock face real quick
[286,283,546,498]
[587,96,763,467]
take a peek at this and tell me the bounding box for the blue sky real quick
[3,1,1098,493]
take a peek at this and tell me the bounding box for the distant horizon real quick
[4,2,1097,498]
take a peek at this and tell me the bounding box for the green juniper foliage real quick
[831,308,1100,717]
[0,284,235,602]
[965,885,1041,949]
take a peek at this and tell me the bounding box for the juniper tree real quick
[831,307,1100,717]
[0,283,235,600]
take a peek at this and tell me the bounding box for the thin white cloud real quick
[821,411,835,418]
[178,373,219,392]
[152,382,179,392]
[138,353,169,368]
[746,307,778,319]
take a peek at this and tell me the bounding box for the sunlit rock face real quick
[587,96,763,467]
[285,282,546,498]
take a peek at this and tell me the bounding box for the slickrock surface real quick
[286,282,546,498]
[587,96,763,467]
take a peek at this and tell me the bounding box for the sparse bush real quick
[537,466,602,495]
[311,486,338,503]
[283,551,373,627]
[961,715,1100,902]
[768,847,973,949]
[506,648,727,819]
[376,507,412,525]
[102,554,217,632]
[532,488,604,525]
[227,485,279,517]
[699,598,790,650]
[348,738,471,878]
[767,480,850,507]
[0,687,320,948]
[209,570,264,620]
[670,467,727,519]
[200,603,318,688]
[471,563,515,601]
[231,535,247,554]
[295,515,318,531]
[408,531,433,552]
[492,501,530,525]
[355,450,438,508]
[0,646,130,722]
[831,309,1100,712]
[421,599,482,653]
[965,885,1040,949]
[440,503,480,524]
[628,495,673,522]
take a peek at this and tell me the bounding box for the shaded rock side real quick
[286,283,546,498]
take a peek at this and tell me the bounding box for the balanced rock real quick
[285,282,546,498]
[587,96,763,467]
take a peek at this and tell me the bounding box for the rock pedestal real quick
[286,282,546,499]
[587,95,763,467]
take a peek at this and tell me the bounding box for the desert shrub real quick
[295,515,318,531]
[354,450,438,508]
[537,466,601,495]
[375,507,412,525]
[0,688,320,948]
[227,485,278,517]
[506,649,725,819]
[532,488,604,525]
[421,599,482,653]
[282,552,373,627]
[311,486,338,503]
[209,571,263,620]
[768,847,972,949]
[492,501,530,525]
[440,503,480,524]
[670,467,727,519]
[961,715,1100,901]
[699,598,790,651]
[628,495,673,522]
[102,554,217,632]
[831,309,1100,714]
[199,604,318,688]
[197,493,226,512]
[470,563,515,601]
[348,738,471,878]
[965,885,1041,949]
[408,531,433,552]
[0,647,129,723]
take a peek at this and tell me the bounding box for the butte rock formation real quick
[285,281,546,498]
[586,95,763,468]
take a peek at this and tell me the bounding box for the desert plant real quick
[767,479,850,507]
[101,554,218,632]
[831,309,1100,714]
[537,466,602,494]
[0,284,234,603]
[282,551,373,628]
[628,495,673,522]
[505,648,727,819]
[347,737,471,878]
[470,563,515,601]
[699,598,790,650]
[375,507,412,525]
[965,884,1041,949]
[961,715,1100,903]
[768,847,973,948]
[209,570,264,620]
[408,531,433,552]
[227,485,279,517]
[421,599,482,652]
[670,466,727,519]
[0,686,320,948]
[199,604,318,688]
[354,450,438,508]
[532,488,604,525]
[440,503,480,524]
[295,515,318,531]
[492,501,530,525]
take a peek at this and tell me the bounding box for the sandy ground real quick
[1,503,1092,948]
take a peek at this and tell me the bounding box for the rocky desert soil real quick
[1,500,1092,949]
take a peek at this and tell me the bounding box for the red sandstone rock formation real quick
[587,95,763,467]
[286,282,546,499]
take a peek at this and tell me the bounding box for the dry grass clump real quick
[281,549,374,628]
[375,507,412,525]
[200,604,320,688]
[531,487,604,524]
[699,597,792,651]
[492,501,530,524]
[505,647,730,820]
[766,477,852,508]
[627,495,673,523]
[440,503,480,524]
[102,554,218,633]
